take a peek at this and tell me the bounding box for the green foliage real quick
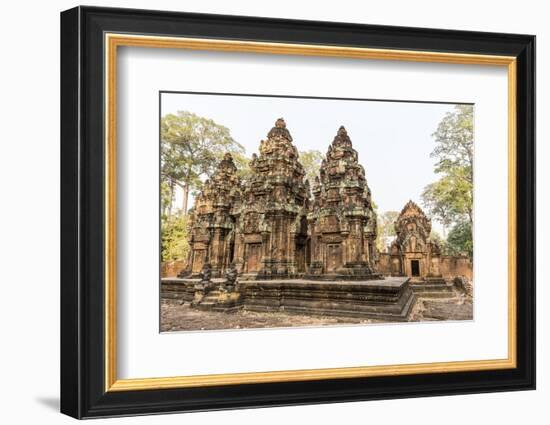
[231,152,253,181]
[161,214,190,261]
[422,172,472,229]
[376,210,400,251]
[446,221,473,257]
[431,105,473,181]
[161,111,245,214]
[299,150,324,184]
[429,230,448,254]
[422,105,473,258]
[160,180,173,218]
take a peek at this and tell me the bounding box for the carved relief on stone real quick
[320,215,339,233]
[394,201,431,250]
[244,212,261,234]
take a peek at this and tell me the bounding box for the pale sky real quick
[161,92,464,234]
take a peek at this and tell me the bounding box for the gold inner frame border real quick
[104,33,517,392]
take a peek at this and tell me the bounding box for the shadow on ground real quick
[35,396,59,412]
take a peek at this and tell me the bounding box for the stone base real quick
[242,277,414,321]
[304,272,384,281]
[193,290,244,312]
[161,278,225,303]
[239,271,306,281]
[162,276,415,322]
[304,263,382,281]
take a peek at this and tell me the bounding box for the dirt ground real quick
[410,296,473,321]
[160,295,473,332]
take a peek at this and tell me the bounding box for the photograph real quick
[159,92,474,331]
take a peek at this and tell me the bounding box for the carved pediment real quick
[319,215,339,233]
[244,212,261,233]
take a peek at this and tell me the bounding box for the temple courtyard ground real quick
[160,295,473,332]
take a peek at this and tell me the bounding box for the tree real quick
[421,171,472,235]
[161,214,191,262]
[160,180,173,218]
[161,111,245,215]
[432,105,473,183]
[446,220,473,257]
[299,150,323,184]
[429,230,448,255]
[423,105,473,224]
[422,105,473,255]
[376,210,400,252]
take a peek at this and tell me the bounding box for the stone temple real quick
[184,119,380,280]
[165,119,472,321]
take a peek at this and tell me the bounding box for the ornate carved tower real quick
[389,200,442,280]
[233,118,309,278]
[187,153,242,277]
[308,126,378,278]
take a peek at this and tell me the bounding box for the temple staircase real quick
[409,276,455,299]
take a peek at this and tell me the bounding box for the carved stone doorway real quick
[326,244,342,272]
[296,244,306,273]
[192,250,206,274]
[411,259,420,277]
[246,243,262,273]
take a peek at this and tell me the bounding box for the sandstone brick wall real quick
[439,256,473,280]
[377,253,472,280]
[164,256,472,280]
[161,260,187,278]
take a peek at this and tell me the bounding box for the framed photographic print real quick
[60,6,535,419]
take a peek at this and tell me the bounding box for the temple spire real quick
[266,117,293,142]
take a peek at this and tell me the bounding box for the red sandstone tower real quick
[233,118,310,279]
[307,126,379,279]
[185,153,242,277]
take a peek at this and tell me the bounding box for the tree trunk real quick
[182,185,190,215]
[167,181,175,217]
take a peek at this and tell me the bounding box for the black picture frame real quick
[60,5,535,419]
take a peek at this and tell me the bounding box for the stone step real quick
[410,283,453,291]
[245,288,416,321]
[425,277,446,282]
[411,286,454,293]
[415,291,456,299]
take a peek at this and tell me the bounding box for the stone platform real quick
[161,276,415,322]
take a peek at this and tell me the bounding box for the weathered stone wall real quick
[440,256,473,280]
[377,254,391,275]
[161,260,187,278]
[377,253,472,280]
